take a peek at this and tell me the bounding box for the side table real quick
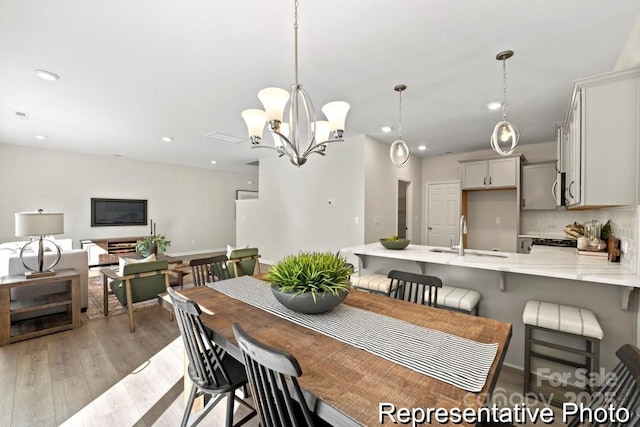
[0,268,80,345]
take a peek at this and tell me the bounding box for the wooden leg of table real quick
[0,288,10,346]
[103,274,109,316]
[71,276,80,328]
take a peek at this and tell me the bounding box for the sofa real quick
[0,245,89,320]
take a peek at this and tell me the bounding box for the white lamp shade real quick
[258,87,290,122]
[315,120,331,144]
[241,109,268,139]
[322,101,350,132]
[15,212,64,237]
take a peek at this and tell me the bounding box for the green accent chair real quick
[227,248,261,277]
[101,260,170,332]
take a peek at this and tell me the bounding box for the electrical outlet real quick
[247,180,253,185]
[495,217,501,224]
[354,217,359,225]
[374,216,381,225]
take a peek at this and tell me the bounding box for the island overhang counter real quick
[340,243,640,372]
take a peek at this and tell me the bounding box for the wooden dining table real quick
[169,279,512,426]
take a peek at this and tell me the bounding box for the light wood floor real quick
[1,304,569,426]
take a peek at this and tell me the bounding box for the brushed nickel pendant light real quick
[490,50,520,156]
[390,84,410,167]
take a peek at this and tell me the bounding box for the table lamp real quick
[15,209,64,278]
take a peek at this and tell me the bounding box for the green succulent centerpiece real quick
[264,251,352,314]
[135,234,171,257]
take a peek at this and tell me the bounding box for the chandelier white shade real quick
[241,0,349,167]
[490,50,520,156]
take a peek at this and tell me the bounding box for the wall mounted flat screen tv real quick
[91,198,148,227]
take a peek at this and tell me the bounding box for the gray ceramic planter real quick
[271,285,348,314]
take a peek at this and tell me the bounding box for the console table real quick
[0,268,80,345]
[81,236,147,266]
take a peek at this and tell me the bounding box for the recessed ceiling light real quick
[34,70,60,81]
[418,145,427,151]
[161,136,174,142]
[35,135,47,140]
[381,126,393,133]
[210,160,217,165]
[487,101,502,110]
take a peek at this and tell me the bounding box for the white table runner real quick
[208,276,498,392]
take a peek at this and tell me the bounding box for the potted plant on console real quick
[265,251,352,314]
[135,234,171,257]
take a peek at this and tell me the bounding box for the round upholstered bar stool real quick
[522,300,604,406]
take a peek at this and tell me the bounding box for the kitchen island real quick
[340,243,640,371]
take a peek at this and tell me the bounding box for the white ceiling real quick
[1,0,639,173]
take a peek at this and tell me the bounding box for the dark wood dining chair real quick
[566,343,640,426]
[167,287,256,427]
[189,254,232,286]
[387,270,442,306]
[232,322,325,427]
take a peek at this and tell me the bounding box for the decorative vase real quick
[270,285,348,314]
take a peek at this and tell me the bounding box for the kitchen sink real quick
[429,248,508,258]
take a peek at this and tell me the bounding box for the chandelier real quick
[389,84,410,167]
[490,50,520,156]
[241,0,350,167]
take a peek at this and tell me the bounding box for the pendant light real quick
[390,84,410,167]
[490,50,520,156]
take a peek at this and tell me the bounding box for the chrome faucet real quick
[451,215,468,256]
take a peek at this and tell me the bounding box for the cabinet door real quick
[566,91,582,206]
[488,157,517,188]
[522,163,557,210]
[461,161,487,189]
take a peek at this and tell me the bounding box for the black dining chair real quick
[167,287,256,427]
[189,254,232,286]
[232,322,326,427]
[387,270,442,306]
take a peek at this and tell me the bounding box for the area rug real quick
[83,269,194,320]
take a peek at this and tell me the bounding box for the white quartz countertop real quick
[341,243,640,288]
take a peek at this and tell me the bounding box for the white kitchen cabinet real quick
[521,162,557,210]
[460,156,520,190]
[563,67,640,208]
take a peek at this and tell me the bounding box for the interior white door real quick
[426,182,460,247]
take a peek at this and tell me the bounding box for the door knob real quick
[428,227,432,230]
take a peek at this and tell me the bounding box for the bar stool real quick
[523,300,603,406]
[351,272,481,315]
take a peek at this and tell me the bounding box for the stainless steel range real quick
[532,238,578,248]
[518,237,577,254]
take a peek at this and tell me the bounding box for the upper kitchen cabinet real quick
[562,67,640,208]
[460,155,522,190]
[521,161,557,210]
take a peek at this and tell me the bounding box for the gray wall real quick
[0,143,258,254]
[364,135,423,244]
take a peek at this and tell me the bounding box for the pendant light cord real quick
[398,89,403,139]
[502,58,507,121]
[294,0,299,86]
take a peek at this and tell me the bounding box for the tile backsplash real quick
[521,206,639,273]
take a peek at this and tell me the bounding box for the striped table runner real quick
[208,276,498,392]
